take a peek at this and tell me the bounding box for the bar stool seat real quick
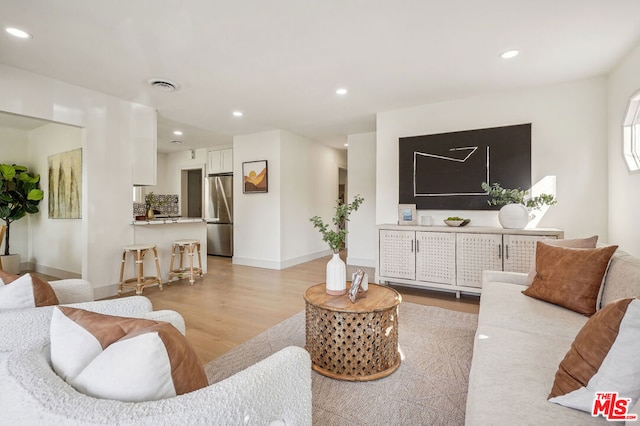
[168,239,203,286]
[118,244,163,295]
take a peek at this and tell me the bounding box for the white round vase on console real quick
[498,204,530,229]
[326,252,347,295]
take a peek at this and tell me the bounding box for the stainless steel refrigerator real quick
[205,174,233,256]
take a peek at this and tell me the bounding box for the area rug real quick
[204,302,478,425]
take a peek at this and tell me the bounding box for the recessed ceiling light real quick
[173,130,183,136]
[170,140,183,145]
[336,88,348,95]
[344,143,349,147]
[6,27,32,39]
[148,78,179,91]
[500,50,519,59]
[232,111,243,117]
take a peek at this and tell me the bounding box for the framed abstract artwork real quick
[48,148,82,219]
[398,123,531,210]
[242,160,268,193]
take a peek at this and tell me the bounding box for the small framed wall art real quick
[242,160,268,193]
[398,204,417,225]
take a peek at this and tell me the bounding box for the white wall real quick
[0,64,156,298]
[28,123,83,277]
[233,129,346,269]
[607,39,640,256]
[0,126,30,260]
[346,132,377,268]
[377,77,608,240]
[233,130,282,268]
[280,130,344,267]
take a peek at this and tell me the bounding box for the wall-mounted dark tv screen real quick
[399,123,531,210]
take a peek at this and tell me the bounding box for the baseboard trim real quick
[33,263,81,280]
[232,249,332,270]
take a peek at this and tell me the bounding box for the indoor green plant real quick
[481,182,556,229]
[0,163,44,273]
[310,194,364,295]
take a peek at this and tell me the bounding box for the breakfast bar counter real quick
[131,218,208,283]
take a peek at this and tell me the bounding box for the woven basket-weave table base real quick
[305,302,400,381]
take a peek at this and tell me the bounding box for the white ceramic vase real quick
[498,204,530,229]
[326,252,347,295]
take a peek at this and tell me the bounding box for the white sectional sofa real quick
[466,249,640,425]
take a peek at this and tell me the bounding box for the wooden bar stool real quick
[168,239,203,286]
[118,244,163,295]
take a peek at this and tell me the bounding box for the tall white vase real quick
[326,252,347,295]
[498,204,530,229]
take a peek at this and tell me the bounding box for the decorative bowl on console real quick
[444,217,470,227]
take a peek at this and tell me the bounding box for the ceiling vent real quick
[148,78,178,92]
[170,140,183,144]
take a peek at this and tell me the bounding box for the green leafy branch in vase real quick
[310,195,364,253]
[481,182,557,210]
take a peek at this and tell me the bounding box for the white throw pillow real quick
[0,272,59,311]
[50,306,208,402]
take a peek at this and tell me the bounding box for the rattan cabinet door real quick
[456,233,503,288]
[379,230,415,279]
[415,231,456,285]
[503,234,557,273]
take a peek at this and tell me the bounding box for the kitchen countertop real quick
[131,217,206,226]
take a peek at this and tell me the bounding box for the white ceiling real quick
[2,0,640,153]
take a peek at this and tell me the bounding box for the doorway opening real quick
[181,168,203,218]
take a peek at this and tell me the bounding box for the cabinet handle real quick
[411,240,414,253]
[505,244,510,259]
[498,244,502,259]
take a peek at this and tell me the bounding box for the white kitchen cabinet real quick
[131,105,157,185]
[377,225,563,296]
[208,148,233,174]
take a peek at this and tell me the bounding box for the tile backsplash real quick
[133,194,179,217]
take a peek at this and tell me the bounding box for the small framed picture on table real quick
[398,204,417,225]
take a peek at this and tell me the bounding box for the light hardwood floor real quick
[114,252,479,364]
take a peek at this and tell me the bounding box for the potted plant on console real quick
[0,164,44,273]
[481,182,556,229]
[310,195,364,295]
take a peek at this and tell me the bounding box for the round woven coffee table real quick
[303,283,402,381]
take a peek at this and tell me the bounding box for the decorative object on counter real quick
[348,269,369,303]
[145,192,169,219]
[310,194,364,295]
[481,182,557,229]
[48,148,82,219]
[0,163,44,274]
[444,217,471,227]
[397,204,417,225]
[134,194,179,218]
[419,215,432,226]
[242,160,268,193]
